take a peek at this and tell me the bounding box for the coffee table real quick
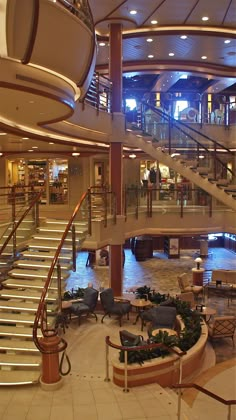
[196,306,216,323]
[131,299,152,326]
[151,328,177,336]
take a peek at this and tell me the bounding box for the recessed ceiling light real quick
[180,35,187,39]
[72,152,80,157]
[151,20,158,25]
[49,142,54,145]
[224,39,231,44]
[202,16,209,21]
[0,132,7,135]
[146,38,153,42]
[0,153,3,156]
[148,54,154,58]
[130,10,137,15]
[99,42,106,46]
[22,137,29,140]
[169,52,175,56]
[129,153,136,159]
[201,55,207,60]
[28,149,33,152]
[32,146,38,149]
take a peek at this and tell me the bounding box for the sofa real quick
[211,270,236,285]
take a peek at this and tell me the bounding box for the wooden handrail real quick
[173,383,236,406]
[33,190,88,353]
[105,336,186,357]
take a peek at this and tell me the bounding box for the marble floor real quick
[0,247,235,419]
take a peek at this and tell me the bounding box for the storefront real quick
[7,158,68,205]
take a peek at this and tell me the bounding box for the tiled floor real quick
[0,247,235,419]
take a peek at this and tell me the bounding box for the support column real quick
[109,23,123,296]
[39,334,63,390]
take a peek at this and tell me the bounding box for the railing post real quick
[87,188,92,235]
[71,224,76,272]
[135,186,139,219]
[123,350,129,393]
[57,263,62,312]
[180,187,184,218]
[177,357,183,420]
[104,186,108,228]
[168,114,172,154]
[104,341,110,382]
[227,404,231,420]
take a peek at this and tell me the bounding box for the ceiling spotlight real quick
[180,35,187,39]
[146,38,153,42]
[22,137,29,140]
[201,55,207,60]
[0,153,3,156]
[129,153,136,159]
[169,52,175,56]
[148,54,154,58]
[224,39,231,44]
[151,20,158,25]
[72,152,80,157]
[130,10,137,15]
[199,155,205,159]
[99,42,106,46]
[202,16,209,21]
[0,132,7,135]
[49,142,54,145]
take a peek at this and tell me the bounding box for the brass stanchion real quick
[39,333,63,390]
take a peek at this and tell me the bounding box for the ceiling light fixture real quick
[129,153,136,159]
[151,20,158,25]
[201,55,207,59]
[22,137,29,140]
[180,35,187,39]
[169,52,175,56]
[148,54,154,58]
[146,38,153,42]
[224,39,231,44]
[202,16,209,21]
[99,42,106,46]
[0,132,7,135]
[130,10,137,15]
[72,152,80,157]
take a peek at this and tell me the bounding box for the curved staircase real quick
[0,218,88,386]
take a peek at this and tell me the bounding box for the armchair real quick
[177,273,203,298]
[176,292,195,309]
[100,288,131,327]
[140,305,177,334]
[119,330,146,346]
[208,316,236,346]
[70,287,99,326]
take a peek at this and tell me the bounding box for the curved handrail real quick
[105,335,186,357]
[33,190,88,353]
[173,383,236,406]
[0,190,42,255]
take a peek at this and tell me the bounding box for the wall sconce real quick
[195,257,203,270]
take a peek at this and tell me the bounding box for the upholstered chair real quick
[177,273,203,299]
[208,316,236,346]
[100,288,131,327]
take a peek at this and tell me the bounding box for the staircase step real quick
[13,260,72,270]
[0,370,40,385]
[0,338,39,352]
[20,250,72,261]
[0,312,36,324]
[0,300,50,312]
[0,353,41,367]
[28,239,74,251]
[2,278,58,290]
[33,233,73,242]
[0,325,42,338]
[8,268,69,280]
[0,289,57,301]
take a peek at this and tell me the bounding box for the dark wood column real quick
[109,23,123,296]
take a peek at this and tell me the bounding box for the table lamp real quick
[195,257,202,270]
